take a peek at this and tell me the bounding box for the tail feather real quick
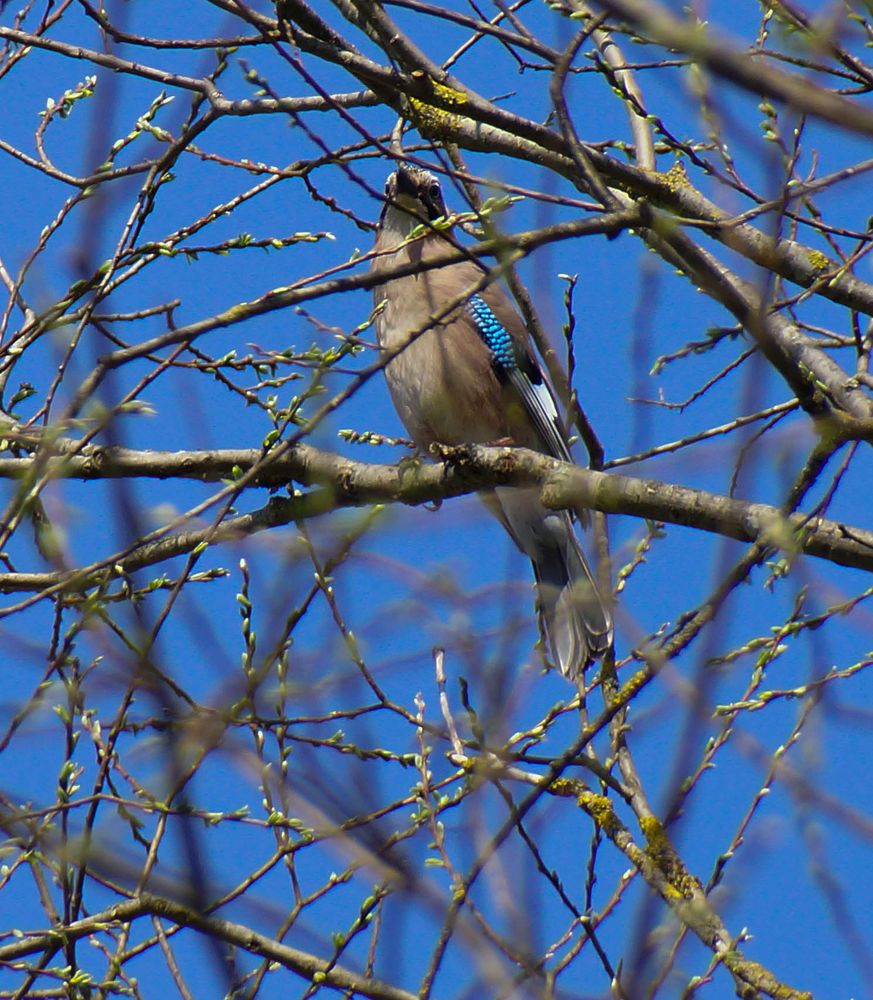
[532,512,613,678]
[492,488,613,680]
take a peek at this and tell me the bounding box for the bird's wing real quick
[465,289,573,463]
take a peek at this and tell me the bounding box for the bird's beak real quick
[394,165,418,198]
[386,167,426,219]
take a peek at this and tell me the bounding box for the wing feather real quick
[466,293,571,462]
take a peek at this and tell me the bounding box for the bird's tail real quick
[531,511,613,679]
[495,489,613,680]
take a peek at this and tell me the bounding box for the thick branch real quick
[271,1,873,428]
[0,441,870,598]
[275,1,873,322]
[593,0,873,138]
[444,752,810,998]
[0,893,417,1000]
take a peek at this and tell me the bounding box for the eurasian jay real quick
[371,163,613,680]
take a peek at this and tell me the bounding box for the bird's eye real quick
[428,181,441,200]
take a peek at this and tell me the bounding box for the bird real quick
[370,163,613,681]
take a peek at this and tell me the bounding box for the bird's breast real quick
[375,294,507,449]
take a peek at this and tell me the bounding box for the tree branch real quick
[0,440,870,599]
[0,892,418,1000]
[592,0,873,138]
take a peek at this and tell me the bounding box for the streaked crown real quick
[379,164,447,233]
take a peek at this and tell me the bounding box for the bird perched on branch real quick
[371,163,613,680]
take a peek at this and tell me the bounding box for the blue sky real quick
[0,1,872,998]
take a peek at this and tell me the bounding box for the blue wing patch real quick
[466,293,572,462]
[467,295,516,370]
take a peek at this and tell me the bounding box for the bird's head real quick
[378,164,447,239]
